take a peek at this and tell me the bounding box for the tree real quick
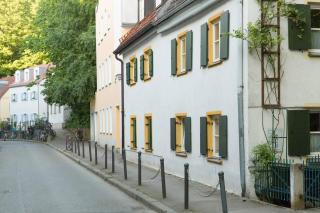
[0,0,48,76]
[33,0,96,128]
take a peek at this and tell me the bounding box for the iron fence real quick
[304,155,320,208]
[254,161,291,207]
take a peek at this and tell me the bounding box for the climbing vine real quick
[232,0,307,161]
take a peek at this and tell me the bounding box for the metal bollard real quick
[82,141,85,158]
[160,158,166,198]
[123,149,127,180]
[94,142,98,165]
[105,144,108,169]
[138,151,142,185]
[65,137,68,150]
[77,140,80,156]
[218,172,228,213]
[89,141,92,162]
[184,163,189,209]
[74,139,77,153]
[112,146,115,173]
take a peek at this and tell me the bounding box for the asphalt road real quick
[0,141,153,213]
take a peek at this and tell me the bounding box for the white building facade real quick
[9,65,69,129]
[115,0,320,197]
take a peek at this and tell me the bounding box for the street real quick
[0,141,153,213]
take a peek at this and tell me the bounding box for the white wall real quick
[122,0,243,194]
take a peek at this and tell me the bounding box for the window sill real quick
[177,71,188,77]
[130,147,137,151]
[208,60,222,68]
[308,49,320,57]
[129,82,136,86]
[207,157,223,165]
[145,149,153,153]
[143,76,151,82]
[176,151,187,157]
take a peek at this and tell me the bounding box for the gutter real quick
[238,0,246,197]
[114,53,125,154]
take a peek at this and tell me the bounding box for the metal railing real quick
[254,160,291,207]
[304,155,320,208]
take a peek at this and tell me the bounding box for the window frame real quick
[208,13,223,66]
[177,32,187,76]
[175,113,187,153]
[310,4,320,54]
[144,114,152,152]
[130,115,137,149]
[143,48,151,81]
[129,56,137,85]
[206,111,222,159]
[310,111,320,154]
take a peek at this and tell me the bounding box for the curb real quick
[47,143,176,213]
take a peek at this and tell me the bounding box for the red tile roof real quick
[0,76,14,99]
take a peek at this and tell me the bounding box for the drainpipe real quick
[114,53,125,154]
[238,0,246,197]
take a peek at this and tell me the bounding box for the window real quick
[178,33,187,74]
[310,112,320,153]
[140,49,153,81]
[15,72,20,82]
[53,105,56,114]
[311,4,320,51]
[138,0,144,21]
[100,110,103,133]
[108,55,112,85]
[130,116,137,149]
[11,94,17,102]
[31,91,37,100]
[200,11,229,67]
[58,106,61,114]
[200,112,228,160]
[105,108,109,134]
[126,57,137,86]
[24,69,30,81]
[144,114,152,151]
[34,68,40,80]
[171,31,193,76]
[170,114,191,155]
[109,107,113,134]
[21,92,27,101]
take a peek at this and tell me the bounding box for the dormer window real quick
[24,69,30,81]
[15,72,20,83]
[34,68,40,80]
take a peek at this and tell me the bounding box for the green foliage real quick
[33,0,96,128]
[0,0,48,76]
[251,144,275,176]
[232,0,305,55]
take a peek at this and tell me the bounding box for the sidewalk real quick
[48,133,318,213]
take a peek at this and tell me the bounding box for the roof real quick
[114,0,193,54]
[10,64,50,88]
[0,76,14,99]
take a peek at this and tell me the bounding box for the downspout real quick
[238,0,246,197]
[114,53,125,155]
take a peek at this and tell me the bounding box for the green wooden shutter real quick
[219,115,228,159]
[186,31,193,71]
[200,117,207,156]
[148,118,152,150]
[134,58,138,82]
[220,10,230,60]
[200,23,208,67]
[170,118,176,151]
[184,117,192,153]
[287,110,310,156]
[171,39,177,76]
[126,62,130,85]
[288,4,311,50]
[140,55,144,80]
[149,49,154,77]
[133,118,137,148]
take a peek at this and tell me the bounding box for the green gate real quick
[254,161,291,207]
[304,156,320,208]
